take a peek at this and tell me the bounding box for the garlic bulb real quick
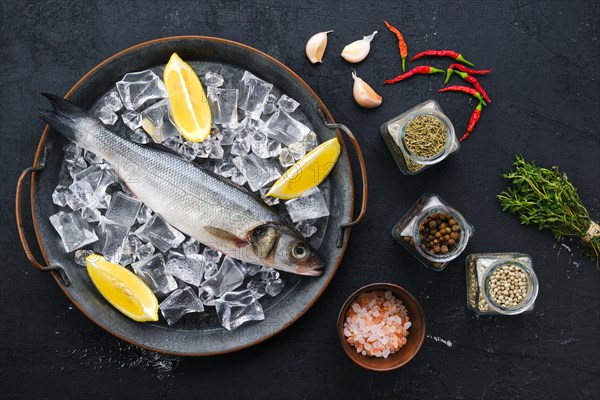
[341,31,377,63]
[352,70,382,108]
[305,31,333,64]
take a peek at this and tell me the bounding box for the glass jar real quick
[392,193,474,271]
[380,100,459,175]
[466,253,538,315]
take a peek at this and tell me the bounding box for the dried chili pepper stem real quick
[383,66,445,85]
[452,70,492,103]
[459,101,483,142]
[383,21,408,72]
[410,50,474,66]
[438,86,487,106]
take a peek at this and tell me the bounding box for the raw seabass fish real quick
[40,94,324,276]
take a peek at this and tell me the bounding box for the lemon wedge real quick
[86,254,158,322]
[163,53,212,142]
[267,138,341,200]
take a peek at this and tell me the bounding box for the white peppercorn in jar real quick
[466,253,539,315]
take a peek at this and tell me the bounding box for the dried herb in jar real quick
[404,115,447,158]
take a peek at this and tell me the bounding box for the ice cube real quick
[230,127,251,156]
[198,287,216,306]
[209,139,224,159]
[67,159,87,178]
[295,219,318,238]
[246,278,267,299]
[80,206,101,223]
[259,266,280,282]
[263,109,310,146]
[182,238,200,256]
[104,91,123,112]
[63,143,82,163]
[136,242,155,261]
[105,192,142,227]
[302,131,318,151]
[244,263,262,276]
[162,136,181,153]
[95,105,118,125]
[141,99,180,143]
[129,128,150,144]
[84,150,103,164]
[159,286,204,326]
[250,131,272,159]
[179,142,198,160]
[285,188,330,222]
[67,180,96,210]
[136,205,153,225]
[214,290,265,331]
[74,249,94,266]
[278,148,295,167]
[217,128,236,146]
[52,185,70,207]
[277,94,300,113]
[122,110,142,130]
[214,159,237,178]
[266,278,285,296]
[131,253,177,296]
[204,71,224,87]
[239,71,273,119]
[267,140,282,158]
[49,211,98,253]
[288,141,306,160]
[207,87,239,128]
[95,218,129,263]
[259,187,279,206]
[203,248,222,264]
[165,252,205,287]
[200,256,245,297]
[119,235,141,266]
[240,153,281,192]
[116,70,167,111]
[135,214,185,253]
[230,169,247,186]
[262,93,278,115]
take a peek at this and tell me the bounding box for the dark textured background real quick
[1,1,599,399]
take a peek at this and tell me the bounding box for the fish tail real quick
[38,93,91,143]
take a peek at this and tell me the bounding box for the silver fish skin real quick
[39,94,324,276]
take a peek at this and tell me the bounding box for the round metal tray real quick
[16,36,367,356]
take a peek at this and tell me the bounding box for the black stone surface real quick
[1,1,598,399]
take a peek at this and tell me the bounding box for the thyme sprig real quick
[498,155,599,265]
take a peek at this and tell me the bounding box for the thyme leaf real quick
[498,155,599,265]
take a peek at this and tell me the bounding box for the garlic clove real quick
[352,70,382,108]
[341,31,377,63]
[305,31,333,64]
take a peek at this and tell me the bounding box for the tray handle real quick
[15,146,70,286]
[322,121,368,248]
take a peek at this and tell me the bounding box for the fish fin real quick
[204,226,249,248]
[249,224,279,259]
[38,93,91,142]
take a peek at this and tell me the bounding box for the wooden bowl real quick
[337,283,426,371]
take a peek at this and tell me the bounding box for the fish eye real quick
[292,243,308,259]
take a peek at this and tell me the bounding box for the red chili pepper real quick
[383,66,445,84]
[438,85,487,106]
[410,50,474,66]
[452,70,492,103]
[384,21,408,72]
[460,101,483,142]
[445,65,492,84]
